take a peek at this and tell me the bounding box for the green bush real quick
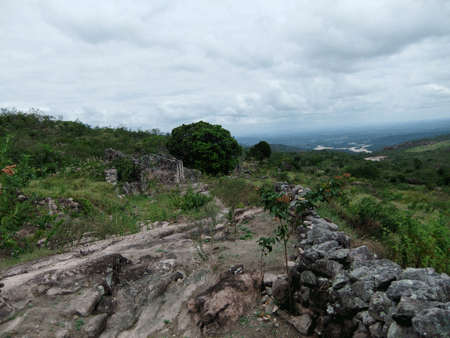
[166,121,242,175]
[111,157,138,183]
[180,188,212,211]
[249,141,272,161]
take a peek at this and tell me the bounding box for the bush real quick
[249,141,271,161]
[111,157,138,183]
[166,121,242,175]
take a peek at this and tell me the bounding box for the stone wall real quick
[274,183,450,338]
[104,149,199,194]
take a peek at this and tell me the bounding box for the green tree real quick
[166,121,242,175]
[249,141,272,161]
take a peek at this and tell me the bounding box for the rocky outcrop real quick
[188,266,262,334]
[104,149,199,194]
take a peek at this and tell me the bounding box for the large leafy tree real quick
[250,141,272,161]
[167,121,242,175]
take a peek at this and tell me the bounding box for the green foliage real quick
[249,141,272,161]
[167,121,242,175]
[111,157,139,183]
[180,187,212,211]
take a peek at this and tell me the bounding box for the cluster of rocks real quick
[270,211,450,338]
[104,148,199,194]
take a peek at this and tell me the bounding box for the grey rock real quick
[302,249,321,264]
[369,321,384,338]
[387,321,420,338]
[352,280,375,302]
[401,267,450,302]
[97,297,117,315]
[272,279,290,305]
[299,285,311,304]
[356,310,376,327]
[290,314,313,335]
[314,240,340,254]
[330,285,368,315]
[386,280,439,302]
[347,246,377,262]
[264,273,278,287]
[331,271,350,290]
[349,259,402,290]
[412,307,450,338]
[392,297,441,326]
[300,270,317,287]
[326,248,350,261]
[369,291,395,322]
[312,259,344,278]
[85,313,108,338]
[0,298,15,325]
[75,287,104,317]
[55,330,70,338]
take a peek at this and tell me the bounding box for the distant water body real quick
[236,119,450,154]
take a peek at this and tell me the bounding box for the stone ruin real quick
[103,148,199,194]
[265,182,450,338]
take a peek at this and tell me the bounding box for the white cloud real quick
[0,0,449,136]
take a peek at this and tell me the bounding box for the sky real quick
[1,1,450,137]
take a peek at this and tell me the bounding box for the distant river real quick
[235,119,450,154]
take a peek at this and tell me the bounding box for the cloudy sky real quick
[1,1,450,136]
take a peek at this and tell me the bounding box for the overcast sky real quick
[1,1,450,136]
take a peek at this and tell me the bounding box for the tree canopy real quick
[166,121,242,175]
[249,141,272,161]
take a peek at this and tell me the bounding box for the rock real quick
[412,307,450,338]
[347,246,377,262]
[289,314,313,335]
[85,313,108,337]
[387,321,420,338]
[263,273,278,287]
[369,321,384,338]
[349,259,402,290]
[326,248,350,261]
[392,297,441,326]
[311,259,344,278]
[55,330,70,338]
[369,291,395,321]
[97,297,117,315]
[386,280,439,302]
[74,287,104,317]
[0,298,15,325]
[188,270,262,331]
[401,267,450,302]
[300,270,317,287]
[272,278,290,305]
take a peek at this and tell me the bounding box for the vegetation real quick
[1,107,450,279]
[249,141,272,161]
[166,121,242,175]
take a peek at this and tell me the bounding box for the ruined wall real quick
[274,182,450,338]
[104,149,199,194]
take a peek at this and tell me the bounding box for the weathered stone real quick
[401,267,450,302]
[302,249,321,264]
[392,297,441,326]
[55,330,70,338]
[349,259,402,290]
[326,248,350,261]
[356,310,376,327]
[347,246,376,262]
[272,278,290,305]
[369,322,384,338]
[387,321,420,338]
[263,273,278,287]
[331,285,368,315]
[312,259,343,278]
[412,307,450,338]
[85,313,108,338]
[75,287,104,317]
[300,285,311,304]
[314,240,340,254]
[369,291,395,322]
[300,270,317,287]
[352,280,375,302]
[386,280,439,302]
[188,270,262,330]
[97,297,117,315]
[289,314,313,335]
[0,298,15,325]
[331,271,350,290]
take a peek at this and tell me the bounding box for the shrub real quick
[166,121,242,175]
[249,141,271,161]
[111,157,138,183]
